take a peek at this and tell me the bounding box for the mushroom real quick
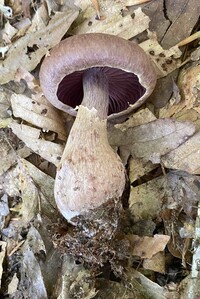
[39,33,157,227]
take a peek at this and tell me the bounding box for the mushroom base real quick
[50,197,130,271]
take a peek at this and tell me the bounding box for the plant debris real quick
[0,0,200,298]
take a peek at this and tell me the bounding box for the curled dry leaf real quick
[10,123,64,166]
[0,6,79,84]
[159,64,200,119]
[178,64,200,113]
[11,93,67,140]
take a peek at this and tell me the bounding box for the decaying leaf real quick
[125,268,178,299]
[0,241,7,288]
[143,251,166,273]
[10,123,64,166]
[109,118,195,164]
[159,64,200,119]
[127,234,170,259]
[71,0,150,40]
[0,194,9,230]
[115,107,157,131]
[57,255,97,299]
[162,132,200,174]
[0,87,13,128]
[8,273,19,296]
[129,175,165,221]
[18,246,48,298]
[0,5,79,84]
[161,0,200,48]
[140,33,183,78]
[11,93,67,140]
[0,159,58,222]
[129,157,157,183]
[0,130,31,176]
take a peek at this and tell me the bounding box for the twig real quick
[176,31,200,47]
[126,0,151,6]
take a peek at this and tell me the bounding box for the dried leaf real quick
[58,255,97,299]
[0,131,31,176]
[129,176,165,221]
[18,246,48,298]
[10,123,64,166]
[129,157,157,183]
[140,34,183,78]
[109,118,195,164]
[115,107,156,132]
[126,268,178,299]
[161,0,200,48]
[11,93,67,140]
[0,194,10,230]
[162,132,200,174]
[0,7,79,84]
[8,273,19,295]
[127,234,170,259]
[143,252,166,273]
[71,1,150,40]
[0,241,7,288]
[0,159,58,222]
[159,64,200,121]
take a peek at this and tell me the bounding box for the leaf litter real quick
[0,0,200,298]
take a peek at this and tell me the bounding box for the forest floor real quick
[0,0,200,298]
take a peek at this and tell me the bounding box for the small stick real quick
[176,31,200,47]
[126,0,151,6]
[91,0,104,20]
[8,240,25,256]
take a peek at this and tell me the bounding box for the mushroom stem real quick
[82,68,109,119]
[54,68,125,223]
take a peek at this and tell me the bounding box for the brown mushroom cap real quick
[40,33,157,120]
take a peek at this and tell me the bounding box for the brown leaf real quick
[162,132,200,174]
[143,251,166,273]
[161,0,200,48]
[0,7,79,84]
[109,118,195,164]
[127,234,170,259]
[11,94,67,140]
[129,175,165,221]
[10,123,64,166]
